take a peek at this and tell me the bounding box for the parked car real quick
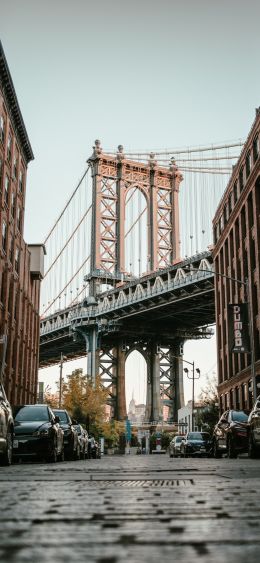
[53,409,80,460]
[13,404,64,462]
[212,409,249,458]
[248,396,260,458]
[169,435,183,457]
[0,381,14,465]
[74,424,88,459]
[180,432,212,457]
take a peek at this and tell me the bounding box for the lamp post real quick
[183,359,201,431]
[59,353,67,408]
[187,266,257,402]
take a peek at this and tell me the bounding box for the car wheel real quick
[248,434,260,459]
[169,452,174,458]
[47,440,58,463]
[58,446,65,462]
[81,447,86,460]
[213,440,222,459]
[0,430,13,466]
[74,444,80,461]
[227,437,237,459]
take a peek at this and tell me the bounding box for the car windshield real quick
[75,425,82,435]
[53,410,70,423]
[14,406,49,422]
[175,436,182,443]
[187,432,209,441]
[231,411,248,422]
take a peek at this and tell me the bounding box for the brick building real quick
[213,108,260,412]
[0,42,44,404]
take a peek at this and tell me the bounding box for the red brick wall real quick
[0,88,41,405]
[213,110,260,412]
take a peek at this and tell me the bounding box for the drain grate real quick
[87,479,194,487]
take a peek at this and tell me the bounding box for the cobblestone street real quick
[0,455,260,562]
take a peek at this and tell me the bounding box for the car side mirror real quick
[54,415,60,424]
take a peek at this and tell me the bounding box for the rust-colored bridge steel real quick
[88,140,183,283]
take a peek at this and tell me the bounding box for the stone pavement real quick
[0,455,260,563]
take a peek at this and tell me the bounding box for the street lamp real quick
[186,265,257,402]
[59,353,67,408]
[183,360,201,431]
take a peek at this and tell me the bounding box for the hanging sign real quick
[228,303,250,353]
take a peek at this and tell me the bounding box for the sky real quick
[1,0,260,407]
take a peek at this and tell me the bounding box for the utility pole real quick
[184,362,201,431]
[59,353,67,408]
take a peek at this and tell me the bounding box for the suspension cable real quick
[44,165,90,245]
[41,255,91,317]
[104,140,244,157]
[44,204,92,278]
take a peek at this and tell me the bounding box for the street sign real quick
[125,419,131,442]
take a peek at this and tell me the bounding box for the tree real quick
[196,373,219,433]
[44,391,59,409]
[62,369,109,430]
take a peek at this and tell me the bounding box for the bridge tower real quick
[74,141,184,421]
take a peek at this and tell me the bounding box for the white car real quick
[169,435,183,458]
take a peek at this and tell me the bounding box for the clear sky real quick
[1,0,259,406]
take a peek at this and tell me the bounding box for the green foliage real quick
[99,420,125,448]
[149,431,172,452]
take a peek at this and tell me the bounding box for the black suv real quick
[180,432,212,457]
[53,409,80,460]
[0,381,14,465]
[212,409,248,458]
[13,405,64,462]
[248,396,260,458]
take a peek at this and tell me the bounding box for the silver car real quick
[169,435,183,458]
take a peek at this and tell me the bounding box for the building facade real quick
[0,42,44,404]
[213,108,260,412]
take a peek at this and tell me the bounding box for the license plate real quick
[13,440,19,448]
[200,447,206,451]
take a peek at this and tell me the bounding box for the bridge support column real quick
[115,343,126,420]
[167,347,184,422]
[85,326,99,386]
[146,344,162,422]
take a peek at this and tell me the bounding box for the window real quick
[0,115,5,142]
[15,247,20,273]
[19,170,24,193]
[9,236,13,263]
[4,175,9,206]
[246,152,251,178]
[228,193,232,214]
[253,135,259,163]
[2,221,7,252]
[11,191,15,218]
[17,207,22,231]
[233,181,238,204]
[239,168,244,192]
[13,153,18,178]
[7,133,12,162]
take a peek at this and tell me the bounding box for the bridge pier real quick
[115,343,127,421]
[146,344,162,422]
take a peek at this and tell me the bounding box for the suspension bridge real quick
[39,138,243,420]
